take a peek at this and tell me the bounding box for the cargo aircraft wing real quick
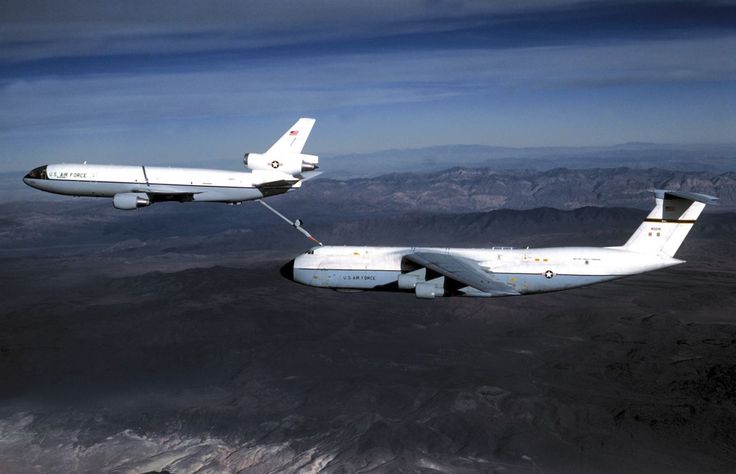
[406,251,520,296]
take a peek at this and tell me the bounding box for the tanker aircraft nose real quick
[23,165,48,187]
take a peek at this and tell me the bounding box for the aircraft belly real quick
[294,268,400,289]
[29,179,135,197]
[28,179,264,202]
[191,188,263,202]
[493,272,620,295]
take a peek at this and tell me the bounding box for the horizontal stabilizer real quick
[652,189,719,205]
[298,170,322,181]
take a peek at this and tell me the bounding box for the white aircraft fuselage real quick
[24,163,296,204]
[286,190,717,298]
[290,245,682,297]
[23,118,319,210]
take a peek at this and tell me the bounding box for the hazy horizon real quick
[2,140,735,175]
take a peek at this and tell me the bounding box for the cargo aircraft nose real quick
[280,259,295,282]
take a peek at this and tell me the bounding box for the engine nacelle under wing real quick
[244,153,318,175]
[415,282,439,299]
[398,268,427,290]
[415,276,445,299]
[113,192,151,210]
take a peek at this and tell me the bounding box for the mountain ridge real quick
[295,167,736,214]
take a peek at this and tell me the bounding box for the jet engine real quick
[243,153,318,175]
[414,277,445,299]
[398,268,427,290]
[415,282,441,299]
[113,192,151,210]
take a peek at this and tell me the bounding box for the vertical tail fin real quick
[620,190,718,257]
[266,118,316,155]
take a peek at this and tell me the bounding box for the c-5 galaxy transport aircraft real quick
[23,118,319,210]
[285,190,717,299]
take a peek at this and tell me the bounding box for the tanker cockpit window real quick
[26,165,48,179]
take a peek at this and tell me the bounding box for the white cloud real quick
[0,0,638,61]
[1,36,733,136]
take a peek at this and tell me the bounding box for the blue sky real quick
[1,0,734,171]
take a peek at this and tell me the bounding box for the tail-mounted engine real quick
[244,153,318,175]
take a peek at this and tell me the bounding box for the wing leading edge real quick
[406,251,520,296]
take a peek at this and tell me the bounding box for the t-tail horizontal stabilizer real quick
[616,189,718,257]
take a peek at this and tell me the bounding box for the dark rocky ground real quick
[1,173,736,473]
